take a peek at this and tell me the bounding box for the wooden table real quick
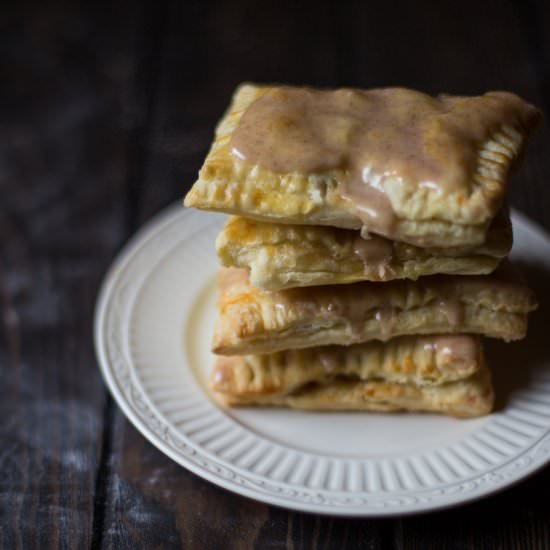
[2,1,550,547]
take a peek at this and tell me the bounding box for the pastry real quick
[211,334,483,394]
[217,208,512,290]
[212,348,493,418]
[185,84,540,247]
[213,266,537,355]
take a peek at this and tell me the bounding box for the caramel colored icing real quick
[351,233,394,277]
[230,86,539,237]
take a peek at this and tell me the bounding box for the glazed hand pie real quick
[212,334,483,393]
[213,266,537,355]
[184,84,540,247]
[211,336,493,418]
[183,83,539,420]
[217,210,512,290]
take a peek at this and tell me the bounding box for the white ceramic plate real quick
[95,205,550,516]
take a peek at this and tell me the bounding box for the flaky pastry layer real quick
[217,211,512,290]
[213,363,494,418]
[213,267,537,355]
[185,84,540,247]
[211,334,483,398]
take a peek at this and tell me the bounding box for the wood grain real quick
[0,2,146,548]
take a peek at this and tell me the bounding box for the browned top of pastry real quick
[230,86,540,237]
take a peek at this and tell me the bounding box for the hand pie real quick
[217,209,512,290]
[211,334,483,394]
[213,266,537,355]
[211,339,493,418]
[185,84,540,247]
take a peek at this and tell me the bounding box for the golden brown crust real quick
[213,360,494,418]
[213,266,537,355]
[185,84,540,247]
[211,335,483,397]
[216,209,512,290]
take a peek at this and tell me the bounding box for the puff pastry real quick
[213,266,537,355]
[211,334,483,395]
[217,209,512,290]
[212,355,493,418]
[185,84,540,247]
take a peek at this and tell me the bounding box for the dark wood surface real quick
[1,1,550,548]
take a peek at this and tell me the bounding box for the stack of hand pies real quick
[185,84,541,418]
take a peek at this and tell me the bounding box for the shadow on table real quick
[488,260,550,411]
